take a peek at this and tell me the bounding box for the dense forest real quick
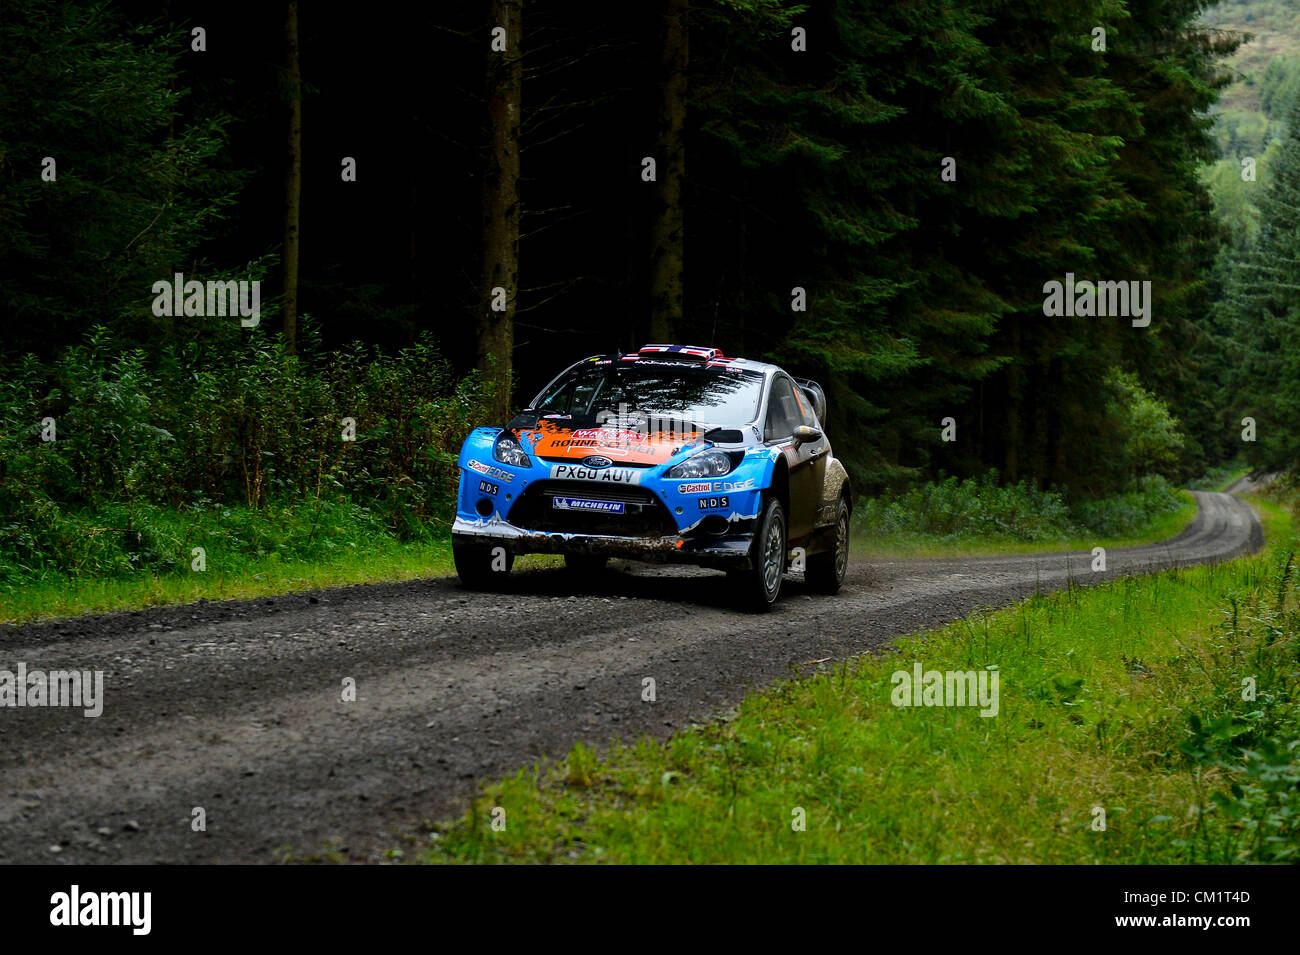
[3,0,1300,590]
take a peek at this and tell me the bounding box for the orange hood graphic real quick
[518,420,702,467]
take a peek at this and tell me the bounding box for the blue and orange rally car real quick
[451,345,852,610]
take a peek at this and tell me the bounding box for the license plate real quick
[551,496,626,514]
[549,464,642,484]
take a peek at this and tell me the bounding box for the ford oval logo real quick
[582,455,613,469]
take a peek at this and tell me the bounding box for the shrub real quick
[855,471,1184,543]
[0,325,492,583]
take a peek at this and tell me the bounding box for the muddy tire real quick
[734,497,787,612]
[806,497,850,594]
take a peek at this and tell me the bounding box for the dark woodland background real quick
[5,0,1300,586]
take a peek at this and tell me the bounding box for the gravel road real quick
[0,489,1262,864]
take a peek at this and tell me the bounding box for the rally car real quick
[451,345,852,610]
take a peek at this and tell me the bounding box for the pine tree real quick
[0,0,241,358]
[1220,97,1300,470]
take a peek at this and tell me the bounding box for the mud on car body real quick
[451,344,852,609]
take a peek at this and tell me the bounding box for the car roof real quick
[578,353,778,375]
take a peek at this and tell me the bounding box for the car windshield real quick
[531,361,765,430]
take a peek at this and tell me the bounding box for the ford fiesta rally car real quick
[451,345,852,610]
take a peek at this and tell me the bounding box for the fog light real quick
[475,498,493,517]
[699,515,729,536]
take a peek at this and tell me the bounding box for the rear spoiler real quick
[792,377,827,424]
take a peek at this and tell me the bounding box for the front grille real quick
[508,481,678,536]
[537,456,656,468]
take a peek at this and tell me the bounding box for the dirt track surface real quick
[0,490,1263,864]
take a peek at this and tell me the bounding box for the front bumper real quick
[454,430,773,569]
[452,515,759,570]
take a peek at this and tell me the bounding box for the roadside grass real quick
[410,486,1299,864]
[856,489,1197,559]
[0,538,452,624]
[853,467,1267,560]
[1186,461,1250,493]
[0,467,1250,625]
[0,501,558,625]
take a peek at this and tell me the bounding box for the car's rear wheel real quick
[806,497,850,594]
[453,539,514,589]
[564,554,608,575]
[734,497,787,611]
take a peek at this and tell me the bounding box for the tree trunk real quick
[409,179,419,344]
[1004,321,1021,482]
[1047,356,1064,487]
[480,0,522,421]
[282,0,302,352]
[648,0,688,343]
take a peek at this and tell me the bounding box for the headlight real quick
[666,449,734,479]
[494,433,531,468]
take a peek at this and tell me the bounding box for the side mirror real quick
[793,425,822,444]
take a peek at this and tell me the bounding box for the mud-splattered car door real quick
[764,374,821,540]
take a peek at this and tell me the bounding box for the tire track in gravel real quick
[0,490,1262,864]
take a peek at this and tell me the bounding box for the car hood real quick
[514,419,704,467]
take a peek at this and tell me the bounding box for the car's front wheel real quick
[806,497,850,594]
[453,539,514,589]
[734,497,787,611]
